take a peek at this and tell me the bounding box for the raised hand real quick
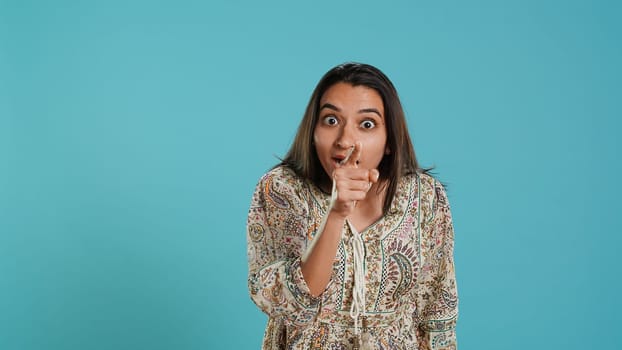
[331,142,380,219]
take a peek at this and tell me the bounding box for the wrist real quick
[328,208,349,221]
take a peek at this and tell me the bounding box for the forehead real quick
[320,83,384,113]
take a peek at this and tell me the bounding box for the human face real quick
[313,82,388,178]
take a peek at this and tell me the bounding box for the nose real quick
[335,123,355,149]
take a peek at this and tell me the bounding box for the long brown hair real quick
[280,62,424,214]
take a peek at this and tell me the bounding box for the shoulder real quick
[254,166,309,207]
[400,171,439,194]
[258,165,305,190]
[411,171,450,208]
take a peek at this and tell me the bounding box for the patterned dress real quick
[247,166,458,350]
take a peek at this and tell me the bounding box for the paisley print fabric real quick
[247,166,458,349]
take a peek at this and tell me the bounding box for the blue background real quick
[1,0,620,349]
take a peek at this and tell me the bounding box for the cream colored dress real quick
[247,166,458,349]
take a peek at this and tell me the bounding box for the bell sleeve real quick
[246,169,323,326]
[415,180,459,350]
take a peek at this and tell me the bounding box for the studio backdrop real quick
[1,1,620,349]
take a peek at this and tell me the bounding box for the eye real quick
[360,120,376,129]
[322,115,339,126]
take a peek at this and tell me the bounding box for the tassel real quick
[360,332,372,350]
[353,332,373,350]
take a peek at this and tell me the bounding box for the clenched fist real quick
[331,142,380,218]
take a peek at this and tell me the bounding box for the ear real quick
[385,147,391,155]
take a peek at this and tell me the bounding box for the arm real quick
[247,169,327,326]
[415,180,459,350]
[302,142,378,296]
[300,210,346,297]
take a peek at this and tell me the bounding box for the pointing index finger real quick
[338,145,355,167]
[341,142,362,168]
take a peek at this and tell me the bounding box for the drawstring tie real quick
[348,220,366,332]
[301,147,371,349]
[347,220,370,349]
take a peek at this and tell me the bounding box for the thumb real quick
[369,169,380,183]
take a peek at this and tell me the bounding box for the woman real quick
[247,63,458,350]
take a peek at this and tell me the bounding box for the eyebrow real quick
[319,103,341,112]
[358,108,382,118]
[319,103,383,118]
